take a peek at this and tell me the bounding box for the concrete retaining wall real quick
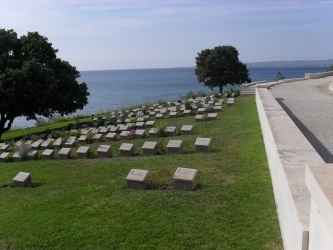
[256,88,325,249]
[305,71,333,79]
[305,163,333,250]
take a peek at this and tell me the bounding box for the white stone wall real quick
[256,88,325,250]
[306,164,333,250]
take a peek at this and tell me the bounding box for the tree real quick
[326,65,333,72]
[0,29,89,139]
[276,71,285,80]
[195,45,251,93]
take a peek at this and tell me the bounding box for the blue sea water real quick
[12,66,328,127]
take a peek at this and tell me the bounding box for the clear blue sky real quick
[1,0,332,70]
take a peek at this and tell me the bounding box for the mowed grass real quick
[0,96,283,249]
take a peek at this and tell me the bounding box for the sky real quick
[1,0,332,70]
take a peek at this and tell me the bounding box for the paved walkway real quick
[269,76,333,163]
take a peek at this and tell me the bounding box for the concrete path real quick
[269,76,333,163]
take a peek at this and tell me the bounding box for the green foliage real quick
[145,167,174,189]
[0,28,90,140]
[85,132,94,144]
[0,96,282,249]
[204,106,215,114]
[195,45,251,93]
[276,70,285,80]
[326,64,333,72]
[234,88,241,97]
[156,121,167,137]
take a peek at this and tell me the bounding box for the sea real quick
[11,66,328,128]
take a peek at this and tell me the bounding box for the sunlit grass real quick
[0,96,283,249]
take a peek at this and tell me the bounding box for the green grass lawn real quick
[0,96,282,249]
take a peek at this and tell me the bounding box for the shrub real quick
[156,121,167,138]
[16,143,31,161]
[234,89,240,97]
[145,167,174,190]
[204,106,215,114]
[85,132,94,144]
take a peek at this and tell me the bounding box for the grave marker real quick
[167,140,183,154]
[13,172,32,188]
[173,167,197,191]
[194,137,212,153]
[126,169,149,190]
[142,141,158,156]
[96,145,112,158]
[119,143,134,157]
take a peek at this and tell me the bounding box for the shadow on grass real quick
[0,182,44,188]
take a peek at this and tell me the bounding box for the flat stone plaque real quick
[145,121,155,128]
[195,137,212,153]
[165,126,177,136]
[183,110,191,116]
[119,143,134,157]
[227,98,234,106]
[78,135,87,143]
[169,112,177,118]
[0,144,9,154]
[208,113,218,121]
[134,129,145,139]
[99,127,109,135]
[13,172,32,188]
[167,140,183,154]
[135,122,145,129]
[76,146,90,159]
[137,117,145,122]
[148,128,157,138]
[198,108,205,115]
[119,125,129,132]
[58,148,71,159]
[31,140,42,150]
[155,114,164,120]
[173,167,198,191]
[149,111,156,117]
[26,150,38,161]
[0,152,10,162]
[41,149,55,160]
[41,140,52,149]
[12,152,21,162]
[53,138,62,149]
[195,115,203,122]
[215,102,222,106]
[180,125,193,135]
[120,131,130,140]
[96,145,112,158]
[105,132,117,142]
[64,138,76,148]
[142,141,158,156]
[92,134,103,143]
[81,129,90,135]
[126,169,149,190]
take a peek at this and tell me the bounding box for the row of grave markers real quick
[0,137,212,162]
[12,166,198,191]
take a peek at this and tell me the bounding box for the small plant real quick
[85,132,94,144]
[126,129,136,140]
[16,143,31,161]
[156,121,167,138]
[131,117,138,123]
[158,138,168,154]
[234,89,240,97]
[202,114,208,121]
[184,100,192,110]
[145,167,174,190]
[204,106,215,114]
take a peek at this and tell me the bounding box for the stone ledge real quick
[256,88,325,250]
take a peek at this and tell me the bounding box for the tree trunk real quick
[219,85,223,94]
